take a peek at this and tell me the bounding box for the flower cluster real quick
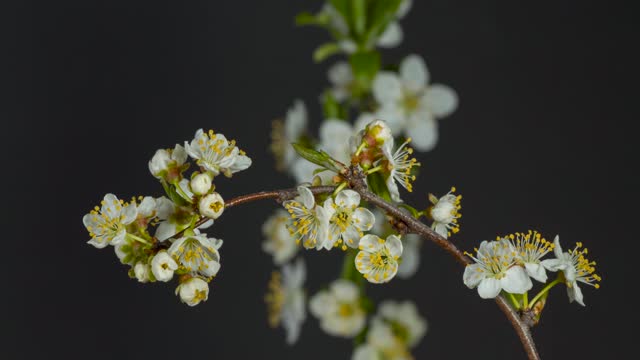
[352,301,427,360]
[83,129,252,306]
[464,231,601,308]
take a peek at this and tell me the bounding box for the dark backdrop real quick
[3,1,638,359]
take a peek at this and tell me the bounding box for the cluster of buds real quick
[83,129,252,306]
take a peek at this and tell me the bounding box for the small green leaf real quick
[292,143,343,173]
[313,42,341,62]
[295,11,322,26]
[367,172,392,202]
[365,0,403,46]
[349,51,381,90]
[398,203,422,219]
[351,0,367,38]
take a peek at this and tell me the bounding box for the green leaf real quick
[313,42,341,62]
[295,11,322,26]
[351,0,367,38]
[365,0,403,46]
[367,172,392,202]
[329,0,351,26]
[321,90,342,119]
[161,181,189,207]
[292,143,343,173]
[398,203,422,219]
[349,51,381,90]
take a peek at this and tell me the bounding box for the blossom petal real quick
[373,72,403,104]
[298,186,315,209]
[385,173,402,203]
[335,189,360,208]
[501,266,533,294]
[552,235,564,258]
[328,61,352,86]
[385,235,403,258]
[375,105,406,136]
[352,208,375,231]
[377,21,403,48]
[343,226,362,249]
[358,234,384,252]
[406,113,438,151]
[331,280,359,302]
[425,84,458,118]
[477,278,502,299]
[525,263,548,283]
[400,54,429,94]
[463,264,485,288]
[541,258,566,272]
[568,282,585,306]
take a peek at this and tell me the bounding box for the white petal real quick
[385,172,402,203]
[352,208,375,231]
[477,278,502,299]
[358,234,384,252]
[400,54,429,94]
[354,112,375,133]
[375,105,406,136]
[568,282,585,306]
[335,189,360,208]
[155,221,176,241]
[385,235,403,258]
[463,264,485,288]
[397,235,420,278]
[406,113,438,151]
[552,235,564,258]
[298,186,315,209]
[525,263,548,283]
[501,266,533,294]
[331,280,359,302]
[425,84,458,118]
[328,61,353,86]
[309,291,335,317]
[377,21,403,48]
[541,258,566,272]
[397,0,413,18]
[343,226,362,248]
[373,72,403,104]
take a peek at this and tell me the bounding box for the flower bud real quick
[151,251,178,282]
[364,120,392,147]
[148,149,171,178]
[199,192,225,219]
[134,262,151,283]
[176,277,209,306]
[190,173,213,195]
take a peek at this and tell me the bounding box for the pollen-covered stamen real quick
[505,230,554,264]
[265,271,284,328]
[387,138,420,192]
[464,240,516,279]
[285,200,323,248]
[568,242,601,289]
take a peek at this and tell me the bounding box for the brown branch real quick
[160,182,540,359]
[356,189,540,360]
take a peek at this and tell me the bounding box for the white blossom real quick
[428,187,462,238]
[283,186,330,250]
[198,192,225,220]
[168,234,222,278]
[352,345,381,360]
[541,236,601,306]
[503,230,555,283]
[463,239,533,299]
[134,262,151,283]
[272,100,308,172]
[323,190,375,250]
[328,61,354,102]
[190,173,212,195]
[83,194,137,249]
[265,259,307,345]
[151,250,178,282]
[371,209,421,279]
[148,144,188,181]
[373,54,458,151]
[262,209,298,265]
[185,129,252,177]
[309,279,366,338]
[176,277,209,306]
[376,300,427,348]
[356,234,403,284]
[379,138,420,203]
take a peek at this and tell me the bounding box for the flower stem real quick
[530,277,562,309]
[355,141,366,156]
[333,181,349,196]
[507,292,522,310]
[126,233,150,245]
[365,165,383,175]
[523,292,529,310]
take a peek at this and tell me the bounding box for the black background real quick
[3,1,638,359]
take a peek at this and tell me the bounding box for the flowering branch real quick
[172,176,539,360]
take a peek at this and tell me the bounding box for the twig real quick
[162,183,540,359]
